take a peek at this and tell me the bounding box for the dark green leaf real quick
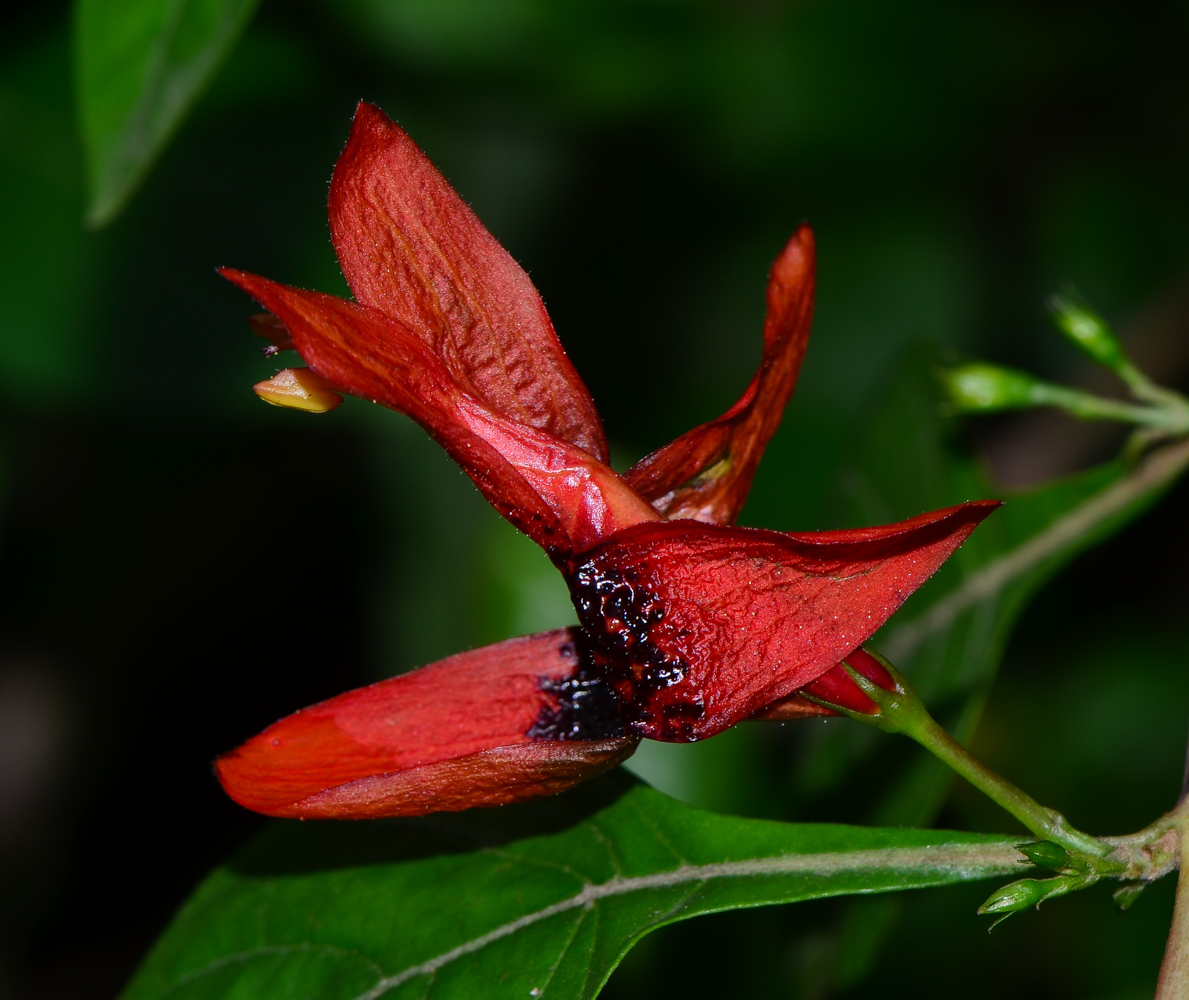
[74,0,261,226]
[121,773,1019,1000]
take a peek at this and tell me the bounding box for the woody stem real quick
[1154,736,1189,999]
[1156,822,1189,999]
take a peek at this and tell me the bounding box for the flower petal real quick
[753,647,896,719]
[625,225,815,523]
[328,102,609,462]
[220,270,660,553]
[565,500,999,741]
[215,629,637,819]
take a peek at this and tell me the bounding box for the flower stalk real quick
[807,653,1106,857]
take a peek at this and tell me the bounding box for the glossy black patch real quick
[527,635,625,741]
[566,560,704,741]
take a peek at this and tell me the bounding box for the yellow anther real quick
[253,368,343,413]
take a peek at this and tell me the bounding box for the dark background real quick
[1,0,1188,997]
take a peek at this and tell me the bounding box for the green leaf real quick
[73,0,261,227]
[121,774,1019,1000]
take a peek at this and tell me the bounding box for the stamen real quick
[253,368,343,413]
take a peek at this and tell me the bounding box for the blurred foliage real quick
[75,0,261,226]
[1,0,1188,997]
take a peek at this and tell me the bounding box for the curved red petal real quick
[328,102,609,462]
[219,270,659,553]
[625,225,816,524]
[265,740,636,820]
[565,499,1000,741]
[215,629,637,819]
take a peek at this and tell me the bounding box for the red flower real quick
[215,103,997,818]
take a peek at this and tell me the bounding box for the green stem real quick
[1156,824,1189,1000]
[1031,382,1189,431]
[1117,357,1189,413]
[822,659,1108,858]
[907,710,1106,856]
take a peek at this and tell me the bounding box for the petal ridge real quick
[329,102,609,461]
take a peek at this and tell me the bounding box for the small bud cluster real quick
[938,290,1189,440]
[978,840,1100,929]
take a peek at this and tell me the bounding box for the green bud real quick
[977,878,1052,916]
[1016,841,1068,871]
[940,363,1043,413]
[1048,293,1127,371]
[1113,882,1145,913]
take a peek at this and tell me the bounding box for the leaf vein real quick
[352,840,1020,1000]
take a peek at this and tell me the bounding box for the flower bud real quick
[749,648,897,720]
[805,647,897,714]
[254,368,343,413]
[1113,882,1145,912]
[977,877,1052,916]
[1048,293,1127,371]
[1016,840,1067,871]
[940,363,1044,413]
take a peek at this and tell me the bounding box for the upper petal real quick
[625,225,816,524]
[214,628,637,819]
[220,270,660,554]
[328,102,609,462]
[564,499,999,741]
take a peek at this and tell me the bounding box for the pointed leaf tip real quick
[76,0,263,226]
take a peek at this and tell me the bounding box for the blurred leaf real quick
[73,0,261,227]
[0,26,105,401]
[855,353,1185,823]
[121,773,1019,1000]
[815,348,1189,988]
